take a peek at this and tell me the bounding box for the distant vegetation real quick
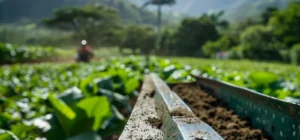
[120,1,300,64]
[157,2,300,64]
[43,4,123,47]
[130,0,299,22]
[2,0,298,24]
[1,0,300,65]
[0,24,74,47]
[0,0,157,25]
[223,0,300,22]
[0,43,59,64]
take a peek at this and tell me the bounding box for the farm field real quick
[169,57,300,101]
[0,43,124,65]
[0,57,196,140]
[1,0,300,139]
[0,56,300,139]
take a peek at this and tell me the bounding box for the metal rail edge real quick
[193,75,300,140]
[120,74,223,140]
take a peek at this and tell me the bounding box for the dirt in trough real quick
[146,117,163,129]
[172,84,270,140]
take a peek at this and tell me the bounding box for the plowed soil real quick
[172,84,270,140]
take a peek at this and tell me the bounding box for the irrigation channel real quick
[119,74,300,140]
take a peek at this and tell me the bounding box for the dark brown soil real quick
[172,84,270,140]
[146,117,163,129]
[143,91,155,99]
[103,134,119,140]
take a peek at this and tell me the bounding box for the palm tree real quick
[143,0,176,49]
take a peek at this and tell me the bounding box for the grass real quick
[54,48,300,73]
[4,43,298,74]
[57,47,122,58]
[165,57,299,72]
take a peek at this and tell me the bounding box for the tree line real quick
[44,1,300,64]
[0,0,157,25]
[200,2,300,64]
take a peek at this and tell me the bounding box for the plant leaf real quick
[48,94,76,120]
[125,78,139,95]
[77,97,112,131]
[67,131,101,140]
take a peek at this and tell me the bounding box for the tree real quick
[241,25,280,49]
[261,7,278,24]
[290,44,300,65]
[0,0,157,25]
[233,18,261,35]
[202,36,238,58]
[121,25,156,55]
[240,25,286,61]
[269,2,300,47]
[140,31,157,55]
[158,30,176,55]
[44,4,122,46]
[143,0,176,49]
[173,17,219,56]
[200,11,229,29]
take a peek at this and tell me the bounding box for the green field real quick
[1,1,299,139]
[1,56,299,139]
[0,57,194,139]
[169,57,300,100]
[168,57,299,71]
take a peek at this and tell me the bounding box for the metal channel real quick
[150,74,223,140]
[120,74,223,140]
[194,75,300,140]
[119,75,164,140]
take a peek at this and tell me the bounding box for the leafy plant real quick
[1,56,300,139]
[0,43,58,64]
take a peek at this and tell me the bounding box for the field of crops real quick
[1,56,300,139]
[0,43,58,64]
[0,57,195,140]
[170,57,300,101]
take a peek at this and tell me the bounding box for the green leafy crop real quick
[0,56,299,139]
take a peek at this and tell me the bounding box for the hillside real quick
[129,0,238,15]
[0,0,156,24]
[129,0,299,21]
[223,0,299,21]
[1,0,298,24]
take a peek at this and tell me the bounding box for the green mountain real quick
[129,0,299,22]
[1,0,298,24]
[223,0,299,21]
[0,0,156,24]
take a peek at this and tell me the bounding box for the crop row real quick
[0,57,299,139]
[0,57,194,139]
[0,43,58,64]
